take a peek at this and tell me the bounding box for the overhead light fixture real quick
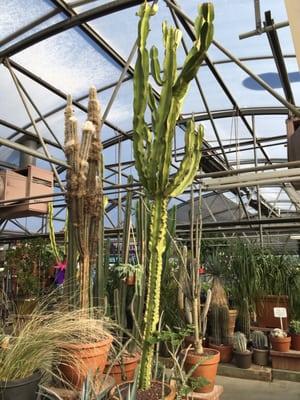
[290,235,300,240]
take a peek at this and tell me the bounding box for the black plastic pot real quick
[233,350,253,369]
[0,371,41,400]
[253,348,269,366]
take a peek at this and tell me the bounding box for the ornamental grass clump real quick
[0,307,113,384]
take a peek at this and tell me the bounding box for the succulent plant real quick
[289,320,300,335]
[133,1,214,390]
[270,328,287,338]
[252,330,267,350]
[233,332,248,353]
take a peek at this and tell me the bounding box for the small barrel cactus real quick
[252,330,267,349]
[270,328,287,338]
[233,331,248,353]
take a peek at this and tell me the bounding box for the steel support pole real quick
[5,60,64,190]
[164,0,300,118]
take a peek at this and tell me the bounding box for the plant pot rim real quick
[270,336,291,342]
[233,350,253,356]
[60,335,113,350]
[107,352,141,366]
[111,379,176,400]
[253,347,269,352]
[0,370,42,388]
[209,343,232,349]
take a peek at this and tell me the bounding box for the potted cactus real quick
[270,328,291,352]
[209,304,233,363]
[233,332,252,369]
[131,0,215,395]
[252,330,269,366]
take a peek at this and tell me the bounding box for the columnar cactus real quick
[237,298,251,339]
[64,87,104,309]
[133,2,214,389]
[233,332,248,353]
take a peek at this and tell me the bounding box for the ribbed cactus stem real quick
[133,2,214,389]
[220,305,229,344]
[233,332,248,353]
[252,330,267,350]
[210,304,221,345]
[139,196,168,388]
[238,298,251,339]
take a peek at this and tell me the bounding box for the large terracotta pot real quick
[270,336,291,352]
[256,296,289,329]
[105,353,140,384]
[181,348,220,393]
[228,309,238,336]
[209,343,233,363]
[291,333,300,351]
[110,380,176,400]
[58,336,112,389]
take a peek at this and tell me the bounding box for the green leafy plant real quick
[289,320,300,335]
[133,1,214,389]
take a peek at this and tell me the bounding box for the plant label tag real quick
[273,307,287,318]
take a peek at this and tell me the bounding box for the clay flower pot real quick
[209,343,233,363]
[58,336,112,389]
[105,353,140,384]
[110,380,176,400]
[291,334,300,351]
[270,336,291,352]
[181,348,220,393]
[233,350,253,369]
[253,348,269,366]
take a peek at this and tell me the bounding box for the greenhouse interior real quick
[0,0,300,399]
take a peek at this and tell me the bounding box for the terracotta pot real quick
[291,333,300,351]
[256,295,289,329]
[233,350,253,369]
[58,336,112,389]
[126,275,135,286]
[253,348,269,366]
[104,353,140,384]
[209,343,233,363]
[181,348,220,393]
[228,309,238,336]
[110,380,176,400]
[270,336,291,352]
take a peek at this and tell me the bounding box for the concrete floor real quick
[216,376,300,400]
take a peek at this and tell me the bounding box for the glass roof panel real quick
[0,0,56,41]
[12,27,122,96]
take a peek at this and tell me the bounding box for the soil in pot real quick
[291,334,300,351]
[209,343,233,363]
[270,336,291,352]
[233,350,253,369]
[0,370,42,400]
[58,336,112,389]
[105,353,140,384]
[110,380,176,400]
[181,348,220,393]
[253,348,269,366]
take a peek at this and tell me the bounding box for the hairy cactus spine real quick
[133,2,214,389]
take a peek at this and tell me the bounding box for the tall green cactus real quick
[133,2,214,389]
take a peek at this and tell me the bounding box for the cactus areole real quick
[133,2,214,389]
